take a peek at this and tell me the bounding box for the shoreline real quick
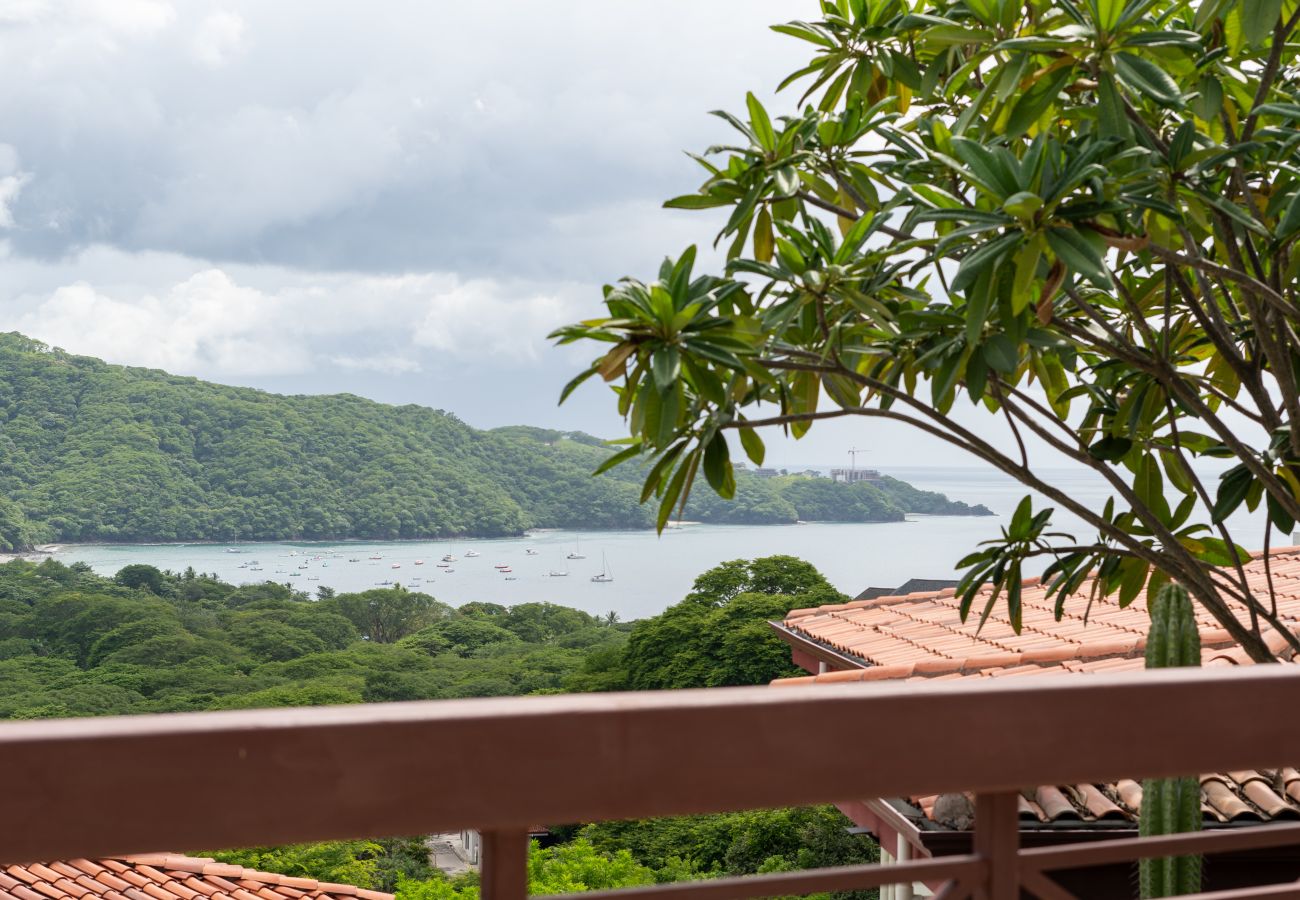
[0,544,61,564]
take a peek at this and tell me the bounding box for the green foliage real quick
[621,556,844,690]
[392,841,656,900]
[1140,582,1202,898]
[114,564,165,594]
[580,805,877,893]
[329,588,452,644]
[0,497,34,552]
[210,837,434,893]
[0,334,983,542]
[0,559,628,716]
[552,0,1300,661]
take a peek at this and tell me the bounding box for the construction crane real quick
[847,446,866,473]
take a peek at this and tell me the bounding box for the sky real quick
[0,0,1037,469]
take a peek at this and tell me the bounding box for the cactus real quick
[1139,582,1203,898]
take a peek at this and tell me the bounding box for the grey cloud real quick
[2,0,806,279]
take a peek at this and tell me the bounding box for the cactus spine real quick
[1139,582,1203,898]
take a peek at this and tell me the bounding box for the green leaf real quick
[592,443,643,475]
[1097,73,1131,138]
[754,206,775,262]
[1003,67,1072,139]
[1116,558,1150,608]
[1244,0,1285,47]
[702,433,735,499]
[1009,495,1033,537]
[1114,53,1184,107]
[982,334,1019,374]
[1277,189,1300,239]
[1002,191,1043,220]
[663,194,732,210]
[1045,227,1112,287]
[1092,0,1124,32]
[738,425,766,466]
[1089,435,1134,461]
[746,92,776,151]
[1010,239,1042,313]
[1212,465,1253,523]
[951,231,1023,293]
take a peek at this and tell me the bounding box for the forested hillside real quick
[0,333,989,544]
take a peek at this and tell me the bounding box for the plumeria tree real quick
[553,0,1300,661]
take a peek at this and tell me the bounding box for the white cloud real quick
[192,11,244,67]
[331,354,422,375]
[81,0,174,37]
[5,247,587,379]
[0,174,30,228]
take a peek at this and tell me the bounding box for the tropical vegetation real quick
[553,0,1300,662]
[0,332,986,546]
[0,553,869,896]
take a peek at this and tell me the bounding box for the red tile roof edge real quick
[24,859,401,900]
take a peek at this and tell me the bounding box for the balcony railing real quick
[3,665,1300,899]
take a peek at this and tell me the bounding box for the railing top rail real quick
[1,665,1297,864]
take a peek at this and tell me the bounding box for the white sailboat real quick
[566,535,586,560]
[591,552,613,583]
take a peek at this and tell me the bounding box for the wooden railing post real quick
[973,792,1020,900]
[481,828,529,900]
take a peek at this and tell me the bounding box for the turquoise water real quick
[51,466,1267,620]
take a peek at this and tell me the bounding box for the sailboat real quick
[566,536,586,560]
[591,552,613,583]
[549,556,570,577]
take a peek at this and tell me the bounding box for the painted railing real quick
[2,666,1300,899]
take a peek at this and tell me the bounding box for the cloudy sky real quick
[0,0,1012,468]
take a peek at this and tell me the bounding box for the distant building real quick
[753,467,780,478]
[853,578,959,602]
[831,467,882,484]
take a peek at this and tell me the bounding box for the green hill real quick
[0,333,990,544]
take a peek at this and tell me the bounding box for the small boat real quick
[307,576,319,581]
[566,536,586,560]
[504,576,517,581]
[225,548,241,554]
[494,563,510,569]
[498,567,513,574]
[549,569,569,577]
[322,562,328,567]
[591,552,613,583]
[414,560,424,566]
[444,567,455,573]
[436,562,450,568]
[524,548,539,556]
[289,573,301,578]
[464,550,480,558]
[298,563,309,569]
[441,554,457,563]
[379,580,394,586]
[391,563,401,569]
[349,558,361,563]
[369,554,383,560]
[237,563,248,569]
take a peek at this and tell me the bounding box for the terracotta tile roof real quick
[0,858,394,900]
[774,549,1300,830]
[782,547,1300,676]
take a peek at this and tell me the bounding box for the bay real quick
[50,465,1269,620]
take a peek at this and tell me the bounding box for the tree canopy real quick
[554,0,1300,661]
